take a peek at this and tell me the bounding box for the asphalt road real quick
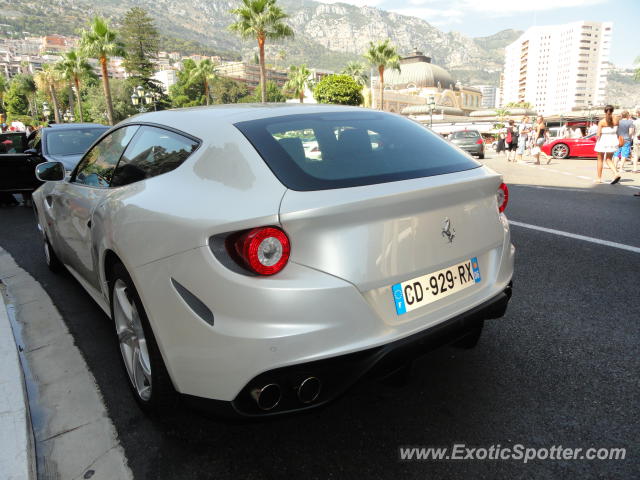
[1,159,639,479]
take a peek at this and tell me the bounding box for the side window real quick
[110,126,199,187]
[73,126,138,187]
[27,131,41,151]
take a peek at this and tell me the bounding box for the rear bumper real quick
[457,144,484,156]
[187,282,512,417]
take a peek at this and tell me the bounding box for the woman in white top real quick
[595,105,621,184]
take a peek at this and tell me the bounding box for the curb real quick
[0,247,132,480]
[0,280,37,480]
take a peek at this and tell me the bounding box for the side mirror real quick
[24,148,38,155]
[35,162,65,182]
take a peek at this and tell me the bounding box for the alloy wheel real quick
[113,279,153,401]
[552,144,569,159]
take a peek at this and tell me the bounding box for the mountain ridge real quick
[0,0,521,85]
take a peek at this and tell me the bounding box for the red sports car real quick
[542,134,598,159]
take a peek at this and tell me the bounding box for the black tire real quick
[453,321,484,349]
[109,263,178,414]
[551,143,569,159]
[478,153,485,160]
[43,236,63,273]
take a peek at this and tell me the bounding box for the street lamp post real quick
[42,102,51,123]
[587,101,593,128]
[62,109,75,123]
[131,86,158,113]
[428,96,436,128]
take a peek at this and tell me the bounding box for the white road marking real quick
[509,221,640,254]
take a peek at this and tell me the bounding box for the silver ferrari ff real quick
[33,104,514,416]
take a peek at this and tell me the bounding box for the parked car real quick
[33,105,514,417]
[0,131,36,196]
[0,123,109,197]
[541,134,598,159]
[448,129,485,159]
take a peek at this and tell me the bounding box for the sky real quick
[318,0,639,67]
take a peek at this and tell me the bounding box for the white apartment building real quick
[472,85,498,108]
[502,21,612,115]
[152,69,178,92]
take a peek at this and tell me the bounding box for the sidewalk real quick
[0,280,36,480]
[0,247,132,480]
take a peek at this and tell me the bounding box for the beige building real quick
[215,62,289,91]
[371,49,482,118]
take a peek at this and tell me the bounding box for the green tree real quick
[494,107,511,128]
[505,101,532,109]
[4,77,32,117]
[35,64,63,123]
[209,76,249,104]
[634,55,640,81]
[187,59,217,105]
[11,74,37,118]
[284,64,312,103]
[55,50,95,123]
[313,74,363,106]
[84,78,140,124]
[364,39,400,110]
[169,59,205,107]
[243,80,286,103]
[120,7,159,78]
[229,0,294,103]
[0,75,7,113]
[341,61,368,86]
[80,17,125,125]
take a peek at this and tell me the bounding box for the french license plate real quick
[391,258,481,315]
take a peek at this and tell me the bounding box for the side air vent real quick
[170,278,214,326]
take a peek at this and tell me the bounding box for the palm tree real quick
[187,59,217,105]
[342,61,368,86]
[364,39,400,110]
[55,50,94,123]
[80,17,124,125]
[229,0,294,103]
[284,64,311,103]
[34,64,63,123]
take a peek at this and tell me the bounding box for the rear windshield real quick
[235,111,480,191]
[46,128,107,156]
[450,131,480,139]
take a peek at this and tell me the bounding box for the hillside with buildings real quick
[0,0,514,77]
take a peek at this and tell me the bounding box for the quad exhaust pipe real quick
[251,383,281,411]
[297,376,322,404]
[251,377,322,411]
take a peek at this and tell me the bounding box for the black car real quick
[0,123,109,197]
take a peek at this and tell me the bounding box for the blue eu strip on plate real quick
[391,283,406,315]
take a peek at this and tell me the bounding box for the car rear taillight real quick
[497,183,509,213]
[476,138,483,145]
[232,226,290,275]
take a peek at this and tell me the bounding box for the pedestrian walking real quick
[532,116,550,165]
[516,116,530,162]
[614,111,634,172]
[595,105,622,184]
[506,119,518,162]
[632,107,640,174]
[496,130,506,156]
